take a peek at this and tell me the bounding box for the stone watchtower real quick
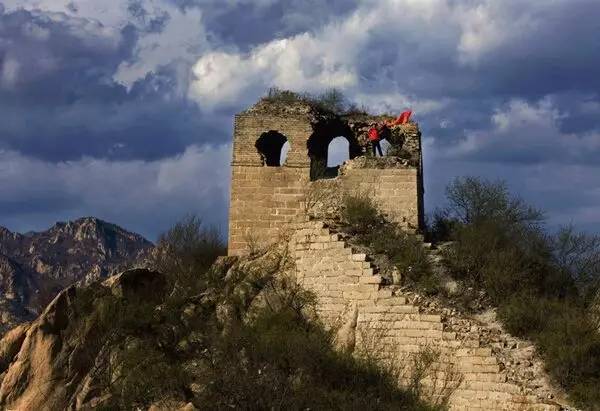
[228,98,424,256]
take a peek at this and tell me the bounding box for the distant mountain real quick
[0,217,153,332]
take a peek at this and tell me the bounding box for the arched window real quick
[327,136,350,167]
[306,120,361,181]
[255,131,288,166]
[308,135,359,180]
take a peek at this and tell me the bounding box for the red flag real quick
[394,110,412,125]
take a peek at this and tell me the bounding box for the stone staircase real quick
[289,218,567,411]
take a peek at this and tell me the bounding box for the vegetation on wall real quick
[341,192,439,294]
[262,87,368,115]
[430,177,600,409]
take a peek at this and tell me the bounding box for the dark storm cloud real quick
[344,0,600,156]
[0,7,225,162]
[1,0,599,239]
[166,0,360,50]
[388,0,600,102]
[0,145,231,240]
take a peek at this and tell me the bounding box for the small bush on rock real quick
[263,87,354,115]
[150,215,226,295]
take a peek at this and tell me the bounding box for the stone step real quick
[359,275,383,285]
[351,253,367,262]
[363,304,417,313]
[374,296,408,305]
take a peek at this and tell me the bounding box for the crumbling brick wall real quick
[339,157,423,230]
[228,99,424,255]
[289,218,562,411]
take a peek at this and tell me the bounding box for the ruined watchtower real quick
[228,97,424,255]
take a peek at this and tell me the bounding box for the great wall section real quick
[227,98,569,410]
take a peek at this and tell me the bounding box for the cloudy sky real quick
[0,0,599,240]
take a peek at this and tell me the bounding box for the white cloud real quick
[114,5,211,89]
[189,30,359,109]
[186,0,526,108]
[352,91,451,116]
[1,58,20,87]
[455,3,509,64]
[445,98,575,159]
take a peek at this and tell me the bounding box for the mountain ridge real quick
[0,216,153,333]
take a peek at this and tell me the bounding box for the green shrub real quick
[426,210,458,243]
[200,288,439,410]
[263,87,306,104]
[439,177,600,409]
[150,215,225,294]
[498,293,600,409]
[69,216,440,410]
[552,225,600,301]
[342,197,439,294]
[445,176,544,227]
[262,87,353,115]
[367,226,436,292]
[498,293,557,337]
[315,88,347,114]
[342,193,380,235]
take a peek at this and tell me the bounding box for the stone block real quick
[359,275,383,284]
[351,253,367,261]
[361,268,374,276]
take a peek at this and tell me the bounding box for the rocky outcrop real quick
[0,252,286,411]
[0,269,165,411]
[0,217,153,333]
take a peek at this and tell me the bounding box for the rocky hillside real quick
[0,217,152,332]
[0,248,433,411]
[0,269,170,410]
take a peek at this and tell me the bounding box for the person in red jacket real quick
[368,125,383,157]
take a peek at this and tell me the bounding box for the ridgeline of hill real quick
[0,217,152,333]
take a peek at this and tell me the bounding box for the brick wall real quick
[229,162,423,254]
[340,163,422,230]
[228,165,309,255]
[232,113,314,167]
[228,111,316,256]
[289,219,561,411]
